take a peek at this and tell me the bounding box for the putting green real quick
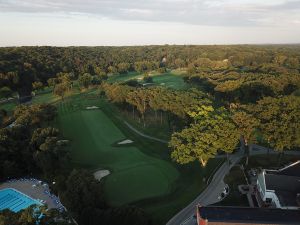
[152,73,189,90]
[107,70,189,90]
[57,97,179,205]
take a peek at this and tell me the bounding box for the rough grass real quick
[0,100,18,112]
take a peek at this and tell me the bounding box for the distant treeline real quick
[1,45,299,97]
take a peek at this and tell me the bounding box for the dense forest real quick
[0,45,300,224]
[1,45,299,98]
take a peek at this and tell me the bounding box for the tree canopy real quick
[170,107,239,167]
[242,96,300,151]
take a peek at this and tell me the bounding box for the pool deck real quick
[0,179,64,211]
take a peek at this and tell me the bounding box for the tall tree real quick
[78,73,93,89]
[170,107,239,167]
[54,83,68,100]
[32,81,44,93]
[117,62,130,74]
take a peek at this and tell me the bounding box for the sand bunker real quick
[118,139,133,145]
[86,106,99,110]
[94,170,110,181]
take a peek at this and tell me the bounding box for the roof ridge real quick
[279,160,300,172]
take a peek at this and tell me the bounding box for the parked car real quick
[224,186,229,195]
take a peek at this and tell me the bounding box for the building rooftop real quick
[264,160,300,207]
[197,206,300,225]
[267,160,300,177]
[265,173,300,206]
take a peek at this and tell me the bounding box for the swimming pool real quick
[0,188,42,212]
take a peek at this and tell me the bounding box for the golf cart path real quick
[124,121,168,144]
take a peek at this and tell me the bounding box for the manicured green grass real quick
[107,71,141,83]
[137,159,224,224]
[32,91,60,104]
[108,70,189,90]
[151,72,189,90]
[54,93,223,224]
[3,88,223,224]
[93,99,224,224]
[56,95,179,206]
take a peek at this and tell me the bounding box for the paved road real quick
[166,143,300,225]
[166,148,244,225]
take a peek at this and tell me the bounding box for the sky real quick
[0,0,300,46]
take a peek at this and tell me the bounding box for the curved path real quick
[124,121,168,144]
[167,149,243,225]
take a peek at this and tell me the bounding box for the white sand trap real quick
[118,139,133,145]
[94,170,110,181]
[86,106,99,110]
[142,83,153,86]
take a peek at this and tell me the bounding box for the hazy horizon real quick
[1,0,300,46]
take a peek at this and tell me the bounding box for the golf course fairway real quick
[56,96,179,205]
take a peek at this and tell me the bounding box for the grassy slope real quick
[56,95,179,206]
[92,98,224,224]
[137,159,223,224]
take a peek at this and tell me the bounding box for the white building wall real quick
[264,190,281,208]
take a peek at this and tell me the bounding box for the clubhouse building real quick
[196,161,300,225]
[255,160,300,209]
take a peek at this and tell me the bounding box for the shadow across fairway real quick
[31,90,225,225]
[56,98,180,206]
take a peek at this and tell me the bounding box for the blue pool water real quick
[0,188,41,212]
